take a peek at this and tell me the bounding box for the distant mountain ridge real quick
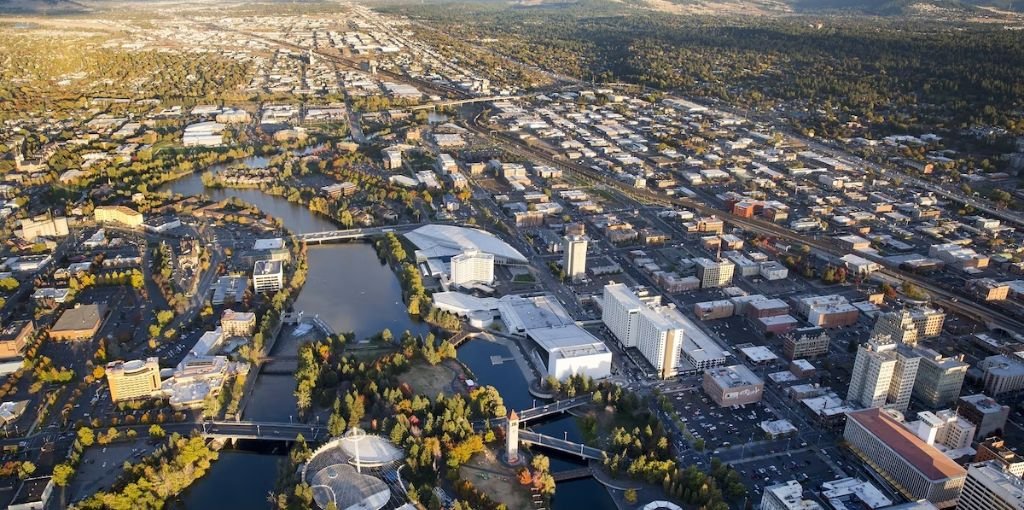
[787,0,1021,14]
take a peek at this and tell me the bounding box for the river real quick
[160,164,616,510]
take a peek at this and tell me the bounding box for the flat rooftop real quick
[499,294,574,332]
[253,238,284,251]
[52,303,106,332]
[847,408,966,481]
[527,325,609,359]
[705,364,762,388]
[959,393,1006,413]
[967,461,1024,503]
[254,259,283,275]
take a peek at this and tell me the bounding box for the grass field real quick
[398,359,466,397]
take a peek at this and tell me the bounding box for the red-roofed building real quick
[844,408,966,508]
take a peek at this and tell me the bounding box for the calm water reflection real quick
[160,172,614,510]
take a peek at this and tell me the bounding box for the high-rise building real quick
[601,283,684,379]
[761,481,823,510]
[843,408,966,508]
[959,461,1024,510]
[106,358,161,402]
[913,348,968,408]
[561,236,588,282]
[847,336,920,413]
[873,310,921,346]
[911,307,946,338]
[449,249,495,287]
[253,260,284,294]
[974,438,1024,478]
[695,258,735,288]
[958,394,1010,439]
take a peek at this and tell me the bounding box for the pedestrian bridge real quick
[519,430,605,461]
[295,223,422,243]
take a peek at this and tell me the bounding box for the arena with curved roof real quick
[405,225,527,265]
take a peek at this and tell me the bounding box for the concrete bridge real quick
[405,95,524,111]
[295,223,422,243]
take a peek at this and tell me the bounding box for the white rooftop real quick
[405,225,527,264]
[253,238,284,251]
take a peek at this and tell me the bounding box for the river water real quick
[161,165,616,510]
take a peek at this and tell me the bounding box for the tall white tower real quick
[506,410,520,464]
[562,235,588,282]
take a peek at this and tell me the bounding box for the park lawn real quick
[397,359,465,397]
[459,451,532,510]
[345,343,398,362]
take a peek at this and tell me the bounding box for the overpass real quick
[405,95,524,111]
[296,223,422,243]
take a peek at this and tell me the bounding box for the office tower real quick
[449,249,495,286]
[695,258,735,288]
[913,348,968,408]
[847,336,920,413]
[106,358,161,402]
[561,235,588,282]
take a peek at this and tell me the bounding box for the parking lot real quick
[668,387,781,450]
[730,447,840,499]
[68,442,159,504]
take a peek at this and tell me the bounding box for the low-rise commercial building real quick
[760,481,822,510]
[843,408,966,508]
[703,365,764,407]
[16,216,68,242]
[0,321,33,360]
[50,303,107,341]
[782,330,830,360]
[94,205,144,227]
[9,476,54,510]
[974,438,1024,477]
[980,355,1024,395]
[957,394,1010,439]
[221,310,256,337]
[797,295,860,328]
